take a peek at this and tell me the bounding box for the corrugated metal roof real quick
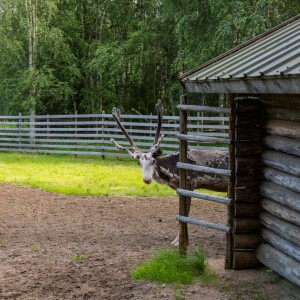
[180,15,300,94]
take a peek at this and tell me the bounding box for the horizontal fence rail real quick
[0,112,229,157]
[176,215,231,232]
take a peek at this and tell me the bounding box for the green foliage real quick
[131,248,207,284]
[0,1,299,115]
[70,253,89,262]
[30,245,42,252]
[0,240,8,248]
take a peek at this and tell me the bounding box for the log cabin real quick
[178,14,300,287]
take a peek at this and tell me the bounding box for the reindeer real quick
[111,100,229,245]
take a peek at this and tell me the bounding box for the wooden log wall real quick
[230,98,263,270]
[256,95,300,288]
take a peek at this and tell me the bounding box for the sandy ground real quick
[0,184,298,300]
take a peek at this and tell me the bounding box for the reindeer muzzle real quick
[143,177,152,184]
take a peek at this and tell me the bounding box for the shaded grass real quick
[0,152,226,197]
[131,248,208,284]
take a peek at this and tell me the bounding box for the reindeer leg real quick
[171,196,191,247]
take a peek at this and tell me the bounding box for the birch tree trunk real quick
[25,0,37,145]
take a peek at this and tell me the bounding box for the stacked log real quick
[230,98,263,269]
[256,96,300,287]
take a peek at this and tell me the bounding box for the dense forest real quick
[0,0,299,115]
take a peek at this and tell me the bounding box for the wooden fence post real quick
[179,94,188,254]
[29,114,35,151]
[18,113,22,151]
[101,110,105,159]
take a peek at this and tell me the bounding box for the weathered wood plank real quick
[235,156,261,175]
[262,167,300,193]
[226,95,235,270]
[256,243,300,287]
[265,106,300,122]
[179,94,189,253]
[262,150,300,176]
[234,234,261,249]
[234,204,261,218]
[260,212,300,247]
[259,181,300,213]
[177,133,231,145]
[235,141,263,156]
[235,187,259,203]
[176,215,230,232]
[235,99,262,111]
[260,94,300,109]
[261,198,300,227]
[176,162,231,176]
[235,127,263,141]
[176,188,231,205]
[235,175,258,187]
[265,119,300,138]
[177,104,231,114]
[263,135,300,158]
[261,229,300,263]
[234,218,261,233]
[232,250,261,270]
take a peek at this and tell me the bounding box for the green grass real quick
[0,152,175,196]
[131,248,207,284]
[0,152,226,197]
[70,253,89,262]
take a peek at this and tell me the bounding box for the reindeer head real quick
[111,100,164,185]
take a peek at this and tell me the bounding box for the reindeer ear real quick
[153,148,163,158]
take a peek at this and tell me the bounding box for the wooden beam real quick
[179,94,189,253]
[263,135,300,158]
[176,215,230,232]
[263,167,300,193]
[261,198,300,227]
[235,126,263,141]
[235,141,263,156]
[260,212,300,247]
[259,181,300,213]
[177,133,231,145]
[234,218,261,233]
[261,229,300,263]
[234,234,261,249]
[232,250,261,270]
[177,104,231,114]
[176,162,231,176]
[235,99,262,111]
[265,119,300,138]
[262,150,300,176]
[260,94,300,109]
[235,187,259,203]
[235,175,258,187]
[235,156,261,175]
[226,95,235,270]
[176,188,231,205]
[234,204,261,218]
[256,243,300,287]
[265,106,300,122]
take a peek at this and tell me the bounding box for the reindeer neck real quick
[152,152,180,190]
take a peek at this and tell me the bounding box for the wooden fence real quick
[0,113,229,157]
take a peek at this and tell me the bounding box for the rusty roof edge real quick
[179,14,300,81]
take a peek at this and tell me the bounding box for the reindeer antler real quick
[111,100,164,158]
[154,100,163,145]
[150,100,164,155]
[111,107,142,159]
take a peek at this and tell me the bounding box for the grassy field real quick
[0,153,176,196]
[0,152,226,197]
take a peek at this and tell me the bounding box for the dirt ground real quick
[0,184,298,300]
